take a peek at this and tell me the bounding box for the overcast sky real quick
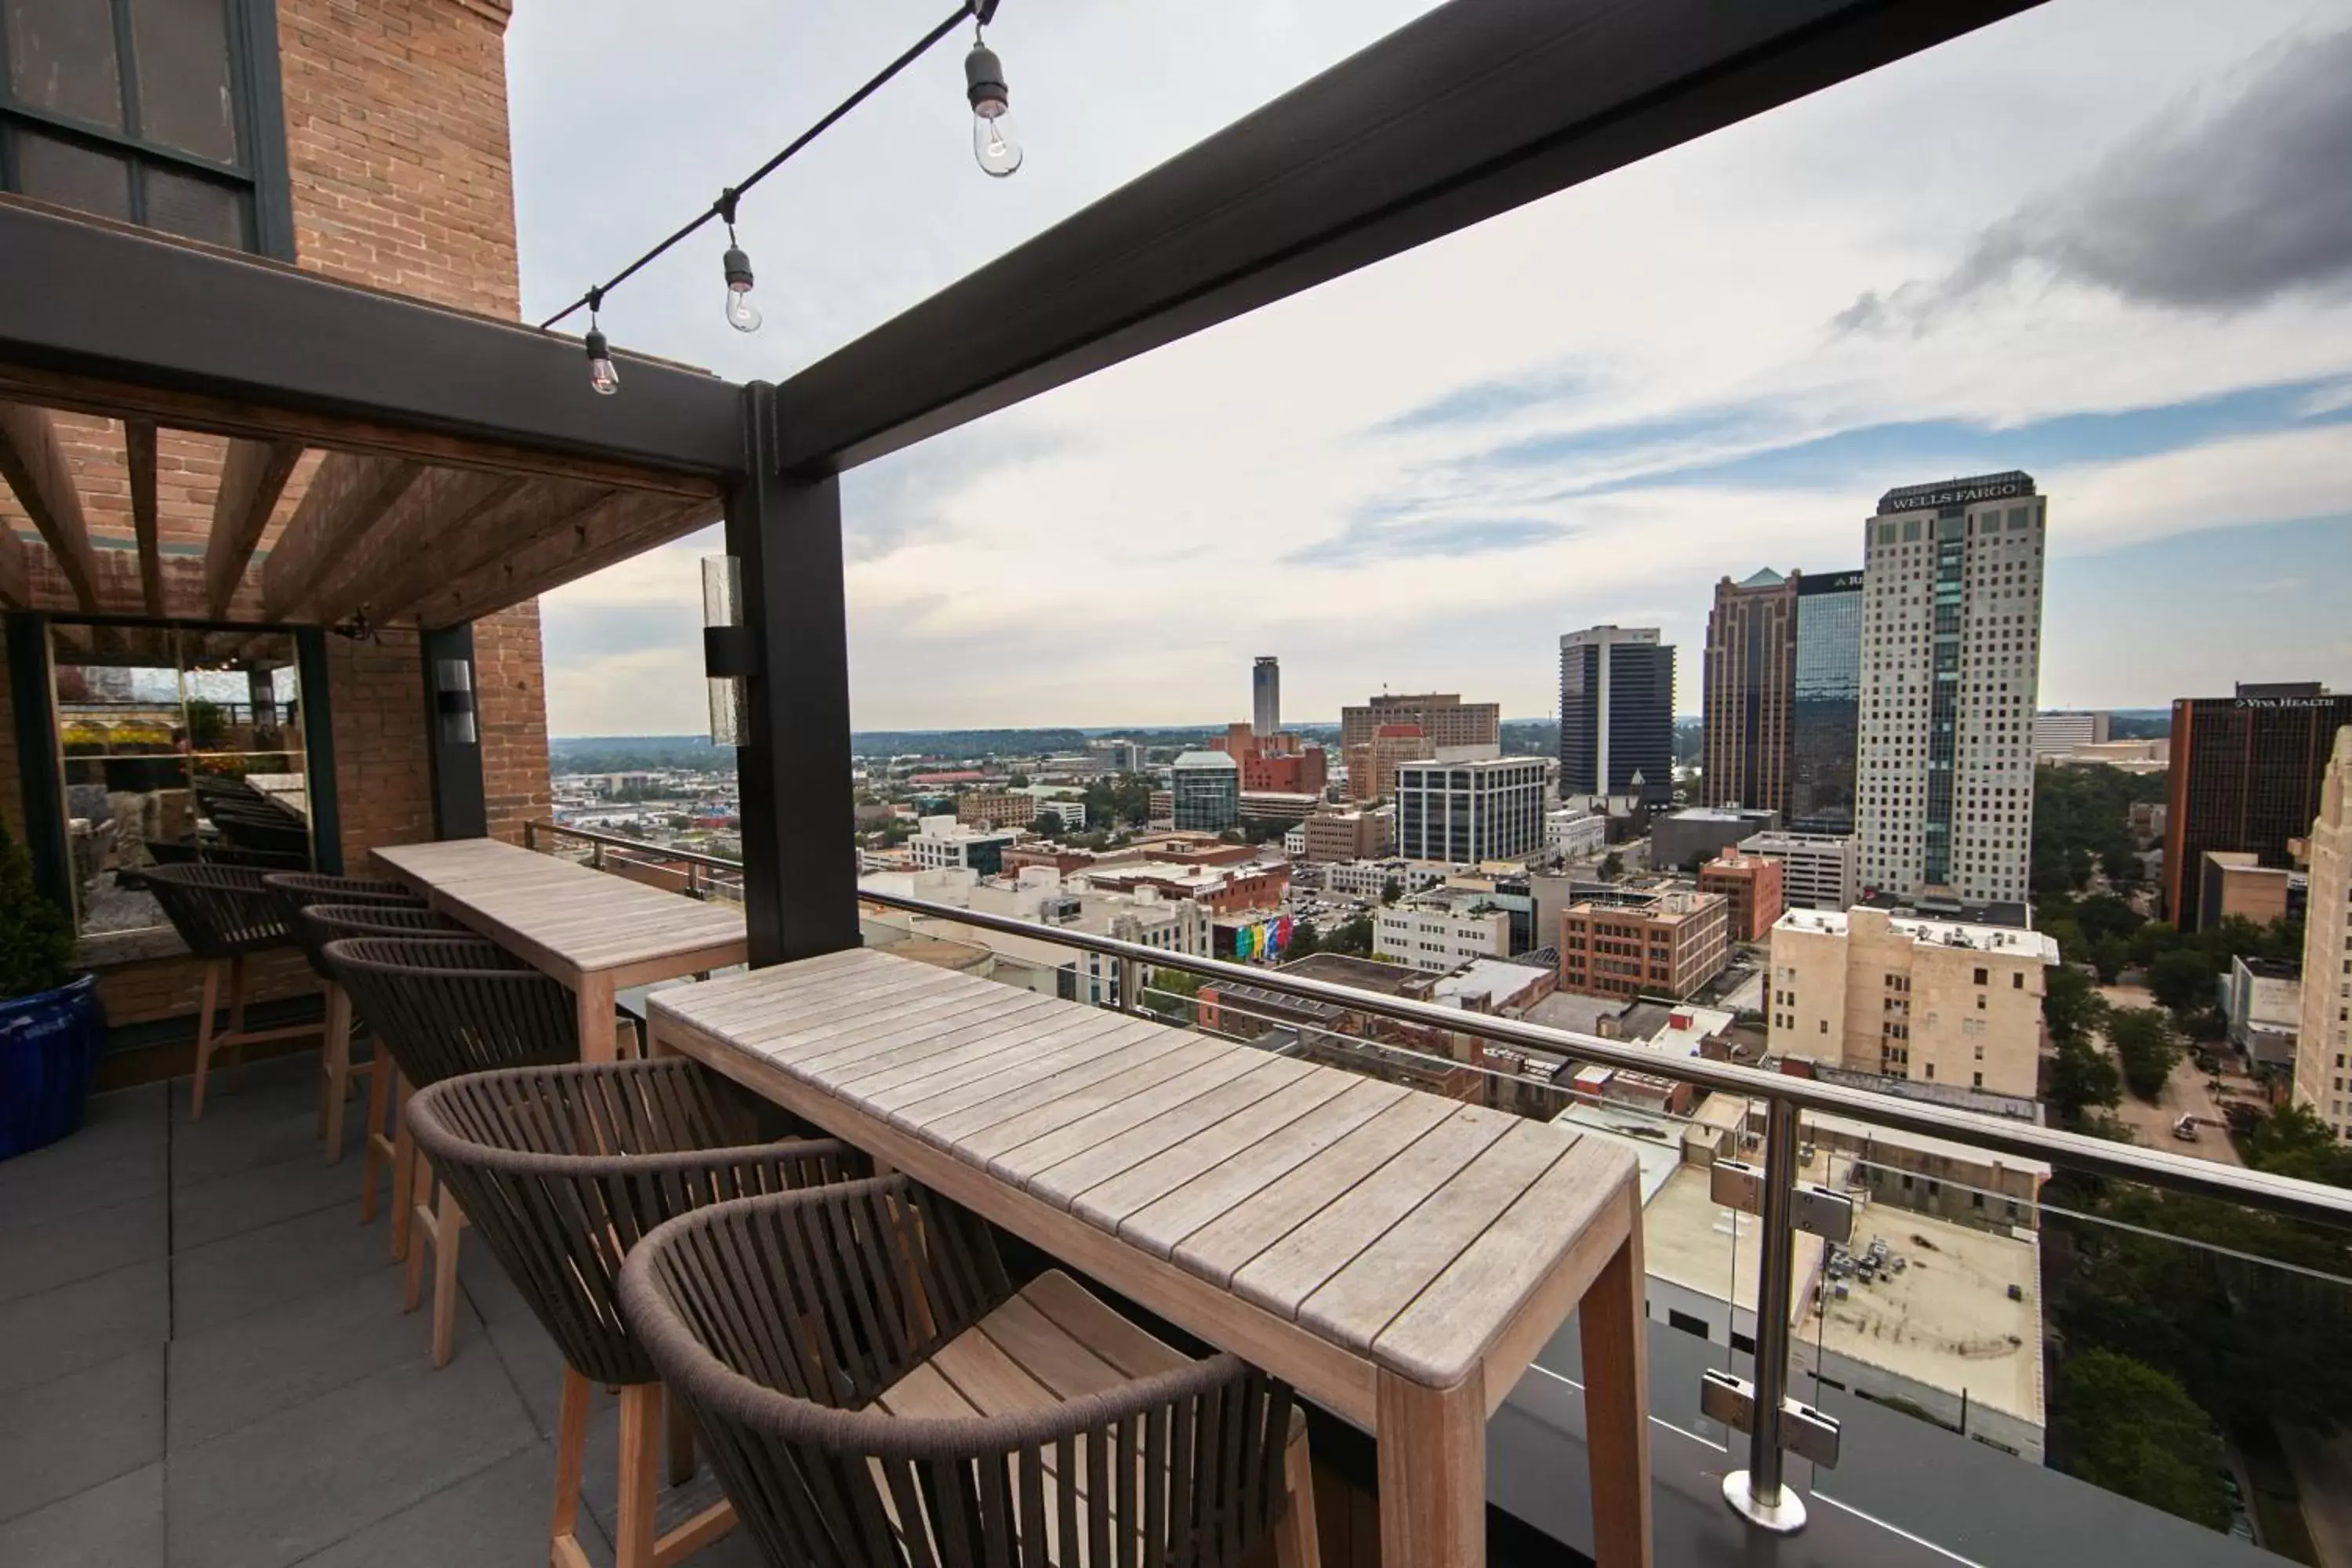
[510,0,2352,734]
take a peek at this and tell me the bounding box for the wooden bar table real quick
[373,837,747,1062]
[652,946,1653,1567]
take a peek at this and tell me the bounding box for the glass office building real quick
[1789,569,1862,836]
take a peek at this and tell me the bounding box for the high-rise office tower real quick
[2296,726,2352,1141]
[1702,569,1796,815]
[1559,626,1674,807]
[2165,684,2352,929]
[1855,471,2045,907]
[1252,656,1280,738]
[1790,568,1864,835]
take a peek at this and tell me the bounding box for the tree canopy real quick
[2056,1351,2229,1530]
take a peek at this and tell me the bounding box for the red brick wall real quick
[0,1,549,1039]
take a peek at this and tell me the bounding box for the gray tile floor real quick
[0,1053,764,1568]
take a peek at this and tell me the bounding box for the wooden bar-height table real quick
[373,837,747,1061]
[652,946,1654,1567]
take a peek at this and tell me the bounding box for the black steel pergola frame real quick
[0,0,2044,967]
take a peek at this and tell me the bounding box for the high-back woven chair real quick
[304,902,479,1232]
[408,1062,858,1568]
[143,862,318,1119]
[620,1175,1319,1568]
[261,873,426,1161]
[328,935,577,1367]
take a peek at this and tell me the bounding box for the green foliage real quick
[1323,913,1376,957]
[2107,1007,2182,1101]
[2147,949,2216,1019]
[1285,920,1323,960]
[183,697,227,751]
[2056,1351,2230,1530]
[1599,851,1624,881]
[2042,963,2108,1047]
[1144,967,1203,1023]
[2031,764,2165,898]
[1078,774,1156,829]
[1029,816,1059,838]
[1380,877,1403,906]
[2049,1035,2123,1126]
[0,819,75,1000]
[2241,1103,2352,1187]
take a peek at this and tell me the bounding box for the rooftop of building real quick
[2234,956,2301,982]
[1171,750,1239,769]
[1662,807,1775,824]
[1773,908,2060,963]
[1276,951,1446,996]
[1560,1110,2045,1423]
[1431,958,1554,1011]
[1739,829,1856,850]
[1566,887,1726,924]
[1875,469,2037,513]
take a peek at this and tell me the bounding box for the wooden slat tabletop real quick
[374,837,744,978]
[651,945,1636,1393]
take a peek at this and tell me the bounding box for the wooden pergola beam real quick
[0,400,102,608]
[123,419,163,615]
[416,491,719,629]
[261,452,421,621]
[365,478,614,624]
[204,437,303,619]
[304,466,525,627]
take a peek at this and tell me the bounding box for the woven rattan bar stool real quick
[143,863,318,1120]
[303,904,477,1240]
[262,873,424,1161]
[620,1174,1321,1568]
[408,1060,855,1568]
[328,935,572,1367]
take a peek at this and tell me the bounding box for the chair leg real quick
[321,982,354,1163]
[549,1367,593,1568]
[1274,1418,1323,1568]
[665,1386,695,1487]
[430,1185,463,1368]
[360,1054,394,1225]
[389,1077,416,1261]
[615,1384,662,1568]
[224,955,248,1091]
[405,1155,434,1311]
[189,959,222,1121]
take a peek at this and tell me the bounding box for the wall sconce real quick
[432,657,477,745]
[702,556,752,746]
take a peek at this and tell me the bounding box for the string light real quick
[965,20,1021,177]
[583,289,619,395]
[717,189,761,333]
[547,3,1018,392]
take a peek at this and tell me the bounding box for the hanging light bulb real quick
[965,31,1022,178]
[717,189,761,332]
[583,289,619,395]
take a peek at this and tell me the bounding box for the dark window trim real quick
[0,0,294,259]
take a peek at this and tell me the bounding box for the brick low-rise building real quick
[1699,851,1785,942]
[1302,808,1395,862]
[1558,888,1730,1001]
[955,791,1037,829]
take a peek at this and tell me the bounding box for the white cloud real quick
[524,0,2352,733]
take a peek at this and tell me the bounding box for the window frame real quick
[0,0,294,259]
[7,610,340,924]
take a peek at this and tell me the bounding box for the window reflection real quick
[49,622,311,945]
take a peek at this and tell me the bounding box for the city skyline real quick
[524,0,2352,736]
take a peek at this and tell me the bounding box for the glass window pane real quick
[128,0,236,162]
[143,163,244,246]
[3,0,124,129]
[13,126,132,220]
[52,622,187,940]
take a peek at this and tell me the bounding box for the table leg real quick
[1578,1192,1653,1568]
[1377,1366,1485,1568]
[575,971,617,1064]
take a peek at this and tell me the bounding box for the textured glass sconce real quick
[702,556,751,746]
[433,657,477,745]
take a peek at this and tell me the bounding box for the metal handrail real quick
[527,815,2352,1532]
[524,820,2351,1225]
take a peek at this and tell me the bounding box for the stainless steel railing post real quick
[1116,955,1142,1014]
[1724,1094,1807,1531]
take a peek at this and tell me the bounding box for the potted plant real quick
[0,819,103,1161]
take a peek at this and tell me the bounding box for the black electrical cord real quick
[539,0,1000,332]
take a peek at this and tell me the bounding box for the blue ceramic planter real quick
[0,973,106,1162]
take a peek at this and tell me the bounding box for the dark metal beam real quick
[123,419,165,615]
[0,198,746,481]
[771,0,2042,476]
[729,383,859,966]
[419,622,488,840]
